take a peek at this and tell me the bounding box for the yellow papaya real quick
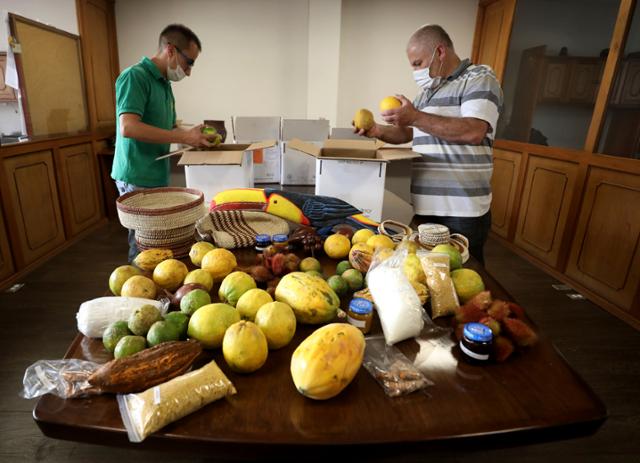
[275,272,339,324]
[290,323,365,400]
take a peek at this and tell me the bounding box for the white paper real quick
[2,12,19,89]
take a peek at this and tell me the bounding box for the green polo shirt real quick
[111,57,176,187]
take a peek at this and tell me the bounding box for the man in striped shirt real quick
[356,24,503,264]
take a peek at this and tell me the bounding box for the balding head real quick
[407,24,454,53]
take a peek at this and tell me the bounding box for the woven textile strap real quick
[195,210,290,249]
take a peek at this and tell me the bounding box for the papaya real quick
[290,323,365,400]
[274,272,339,324]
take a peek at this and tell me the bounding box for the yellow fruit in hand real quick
[353,108,374,130]
[379,96,402,112]
[351,228,375,245]
[324,233,352,259]
[366,234,395,251]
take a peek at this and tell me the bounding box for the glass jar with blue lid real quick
[347,298,373,334]
[459,322,493,364]
[272,234,289,252]
[255,234,271,252]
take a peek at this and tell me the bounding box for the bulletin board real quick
[9,14,88,137]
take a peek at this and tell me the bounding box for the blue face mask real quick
[413,48,442,89]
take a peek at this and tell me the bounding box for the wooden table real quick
[33,252,606,458]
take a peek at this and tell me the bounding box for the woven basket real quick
[117,187,206,258]
[415,223,470,264]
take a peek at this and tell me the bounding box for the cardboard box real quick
[177,141,275,204]
[330,127,370,140]
[281,119,329,185]
[233,116,282,184]
[287,138,420,223]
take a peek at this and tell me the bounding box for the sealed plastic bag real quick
[21,359,102,399]
[366,248,427,345]
[76,296,169,338]
[363,335,433,397]
[117,360,236,443]
[418,251,460,319]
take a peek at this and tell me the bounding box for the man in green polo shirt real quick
[112,24,211,262]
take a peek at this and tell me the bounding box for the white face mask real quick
[413,48,442,89]
[167,52,186,82]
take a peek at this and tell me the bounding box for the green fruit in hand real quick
[202,126,217,135]
[164,311,189,339]
[335,260,352,276]
[128,304,162,336]
[342,268,364,291]
[180,288,212,316]
[102,320,131,353]
[147,320,180,347]
[114,335,146,359]
[327,275,349,296]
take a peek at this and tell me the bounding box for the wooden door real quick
[77,0,118,130]
[539,58,570,103]
[0,53,17,101]
[472,0,516,82]
[614,58,640,106]
[0,205,15,282]
[514,155,579,268]
[567,59,603,104]
[2,151,65,268]
[566,167,640,314]
[56,143,102,237]
[490,148,522,238]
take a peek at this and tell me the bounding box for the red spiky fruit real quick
[503,318,538,347]
[466,290,493,311]
[454,303,487,324]
[508,302,526,320]
[487,299,510,321]
[493,336,515,362]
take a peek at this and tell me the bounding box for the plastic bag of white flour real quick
[76,296,168,338]
[366,249,426,345]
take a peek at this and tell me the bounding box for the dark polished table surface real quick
[33,250,606,457]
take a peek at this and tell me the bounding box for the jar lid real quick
[256,234,271,244]
[272,234,288,243]
[349,298,373,315]
[463,322,493,343]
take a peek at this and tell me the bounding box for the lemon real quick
[366,234,395,251]
[451,268,485,303]
[201,248,237,282]
[352,228,375,245]
[353,108,374,130]
[187,303,240,349]
[152,259,188,291]
[324,234,351,259]
[236,288,273,321]
[189,241,216,267]
[184,269,214,292]
[121,275,157,299]
[379,96,402,112]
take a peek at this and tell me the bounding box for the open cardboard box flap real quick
[288,138,419,162]
[177,140,276,166]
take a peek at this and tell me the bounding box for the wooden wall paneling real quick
[76,0,119,131]
[55,143,102,237]
[0,204,15,281]
[471,0,516,83]
[490,148,522,238]
[584,0,635,152]
[1,151,66,268]
[566,167,640,311]
[514,155,580,268]
[539,58,571,103]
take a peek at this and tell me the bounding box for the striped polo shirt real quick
[411,59,503,217]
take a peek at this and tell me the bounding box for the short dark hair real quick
[409,24,454,50]
[159,24,201,51]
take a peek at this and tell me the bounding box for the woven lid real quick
[116,187,206,230]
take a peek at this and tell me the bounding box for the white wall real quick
[116,0,311,132]
[114,0,477,129]
[1,0,77,135]
[336,0,477,127]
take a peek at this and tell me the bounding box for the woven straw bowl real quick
[116,187,206,230]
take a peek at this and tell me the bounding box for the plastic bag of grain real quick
[117,360,236,443]
[418,251,459,318]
